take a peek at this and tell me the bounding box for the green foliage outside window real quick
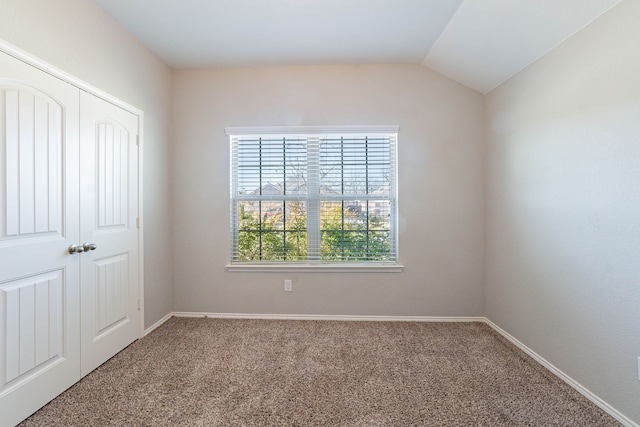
[238,201,307,261]
[238,201,391,261]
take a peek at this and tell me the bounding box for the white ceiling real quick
[94,0,621,94]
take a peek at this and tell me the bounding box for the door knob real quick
[68,244,84,254]
[82,242,98,252]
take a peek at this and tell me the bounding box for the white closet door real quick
[79,91,140,377]
[0,53,81,426]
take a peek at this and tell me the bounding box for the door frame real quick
[0,39,145,338]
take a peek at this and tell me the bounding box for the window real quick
[228,126,400,271]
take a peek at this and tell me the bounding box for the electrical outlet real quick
[284,280,292,292]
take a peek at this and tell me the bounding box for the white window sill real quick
[225,263,404,273]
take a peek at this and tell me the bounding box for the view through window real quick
[229,127,398,264]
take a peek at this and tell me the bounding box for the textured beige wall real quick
[0,0,174,328]
[172,64,485,316]
[485,0,640,423]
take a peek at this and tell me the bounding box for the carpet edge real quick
[144,313,174,336]
[484,318,637,427]
[171,312,485,322]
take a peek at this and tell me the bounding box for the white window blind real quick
[229,126,398,264]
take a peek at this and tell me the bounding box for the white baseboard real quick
[148,312,636,426]
[484,318,638,427]
[171,311,485,323]
[143,312,173,336]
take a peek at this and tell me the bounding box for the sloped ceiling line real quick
[94,0,622,94]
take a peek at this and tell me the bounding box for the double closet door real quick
[0,50,141,426]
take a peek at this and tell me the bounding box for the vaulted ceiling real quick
[94,0,621,94]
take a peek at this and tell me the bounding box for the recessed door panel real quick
[0,270,64,387]
[96,122,129,229]
[94,254,129,337]
[0,86,63,241]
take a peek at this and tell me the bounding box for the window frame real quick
[226,125,403,273]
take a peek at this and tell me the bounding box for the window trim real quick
[225,125,399,137]
[227,125,402,272]
[225,263,404,273]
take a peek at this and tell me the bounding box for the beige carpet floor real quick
[20,318,619,426]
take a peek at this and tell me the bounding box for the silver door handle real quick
[68,244,84,254]
[82,242,98,252]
